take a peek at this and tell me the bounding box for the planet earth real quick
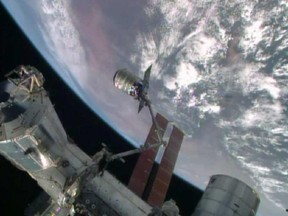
[2,1,288,215]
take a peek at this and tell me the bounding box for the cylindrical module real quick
[113,69,143,98]
[192,175,260,216]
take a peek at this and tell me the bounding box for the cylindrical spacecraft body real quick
[192,175,260,216]
[113,69,143,98]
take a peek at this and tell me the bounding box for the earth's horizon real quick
[2,1,288,215]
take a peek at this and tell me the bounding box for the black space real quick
[0,3,202,216]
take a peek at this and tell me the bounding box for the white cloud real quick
[165,62,199,90]
[39,0,88,86]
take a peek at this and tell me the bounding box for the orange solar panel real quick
[128,113,169,197]
[147,126,184,206]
